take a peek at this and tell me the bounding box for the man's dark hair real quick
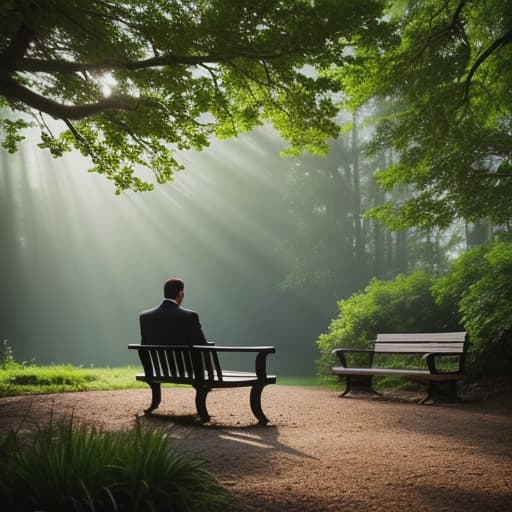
[164,278,184,299]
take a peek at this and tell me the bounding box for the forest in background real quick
[1,1,511,377]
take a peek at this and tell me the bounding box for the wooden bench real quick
[332,332,469,403]
[128,343,276,424]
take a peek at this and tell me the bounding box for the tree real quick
[334,0,512,228]
[433,241,512,375]
[276,106,461,301]
[0,0,386,192]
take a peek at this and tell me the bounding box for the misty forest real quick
[1,0,512,379]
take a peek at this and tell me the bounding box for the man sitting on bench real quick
[132,277,276,423]
[140,277,208,346]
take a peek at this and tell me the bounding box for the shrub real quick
[316,272,459,378]
[317,241,512,380]
[433,241,512,376]
[0,418,234,512]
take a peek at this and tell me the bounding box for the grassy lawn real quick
[0,363,326,397]
[0,364,146,396]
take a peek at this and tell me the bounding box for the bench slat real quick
[376,332,467,342]
[166,350,177,377]
[374,343,465,353]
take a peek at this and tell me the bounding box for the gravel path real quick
[1,386,511,511]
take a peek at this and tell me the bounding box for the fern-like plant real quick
[0,416,234,511]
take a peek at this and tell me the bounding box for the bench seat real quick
[135,370,277,386]
[331,367,463,380]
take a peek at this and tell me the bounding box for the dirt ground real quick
[1,384,511,512]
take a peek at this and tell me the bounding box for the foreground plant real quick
[0,417,234,511]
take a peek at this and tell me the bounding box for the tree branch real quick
[0,75,160,120]
[411,0,470,62]
[0,23,36,72]
[463,29,512,100]
[451,0,470,29]
[17,51,286,74]
[63,117,87,145]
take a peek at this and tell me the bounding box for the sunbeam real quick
[0,126,330,375]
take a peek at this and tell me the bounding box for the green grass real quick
[277,376,327,386]
[0,362,328,397]
[0,364,148,397]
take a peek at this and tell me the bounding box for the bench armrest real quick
[192,346,275,380]
[332,348,373,354]
[192,345,275,353]
[129,344,275,353]
[423,352,465,374]
[331,348,374,368]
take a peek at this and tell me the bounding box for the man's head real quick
[164,278,185,305]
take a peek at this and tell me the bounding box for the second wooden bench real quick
[332,332,469,403]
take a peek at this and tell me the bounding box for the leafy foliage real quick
[334,0,512,227]
[0,0,387,192]
[0,417,233,511]
[317,241,512,378]
[433,241,512,375]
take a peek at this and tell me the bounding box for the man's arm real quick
[189,312,208,345]
[139,315,148,345]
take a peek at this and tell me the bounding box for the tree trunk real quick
[351,112,364,262]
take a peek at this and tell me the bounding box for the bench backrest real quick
[374,332,468,354]
[133,345,223,383]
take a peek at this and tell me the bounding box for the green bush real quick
[316,272,459,378]
[0,418,234,512]
[317,241,512,379]
[433,241,512,376]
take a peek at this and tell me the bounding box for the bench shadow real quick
[139,411,314,477]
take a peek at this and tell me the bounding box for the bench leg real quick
[250,384,269,425]
[420,380,460,404]
[144,381,161,414]
[339,375,380,398]
[338,376,352,397]
[194,385,211,423]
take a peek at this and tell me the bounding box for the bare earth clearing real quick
[1,385,511,511]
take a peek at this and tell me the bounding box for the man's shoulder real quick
[139,302,166,317]
[179,307,199,317]
[140,307,156,317]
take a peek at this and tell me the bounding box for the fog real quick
[0,127,338,376]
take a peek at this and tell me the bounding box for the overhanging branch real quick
[463,29,512,100]
[17,51,286,74]
[0,75,159,119]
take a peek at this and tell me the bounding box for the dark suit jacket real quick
[139,299,208,346]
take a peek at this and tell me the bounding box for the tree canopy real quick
[0,0,386,192]
[335,0,512,228]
